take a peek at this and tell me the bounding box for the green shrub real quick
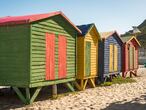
[100,82,113,86]
[112,76,136,84]
[100,76,136,87]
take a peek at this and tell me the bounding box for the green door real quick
[85,41,91,77]
[132,47,134,69]
[129,47,134,70]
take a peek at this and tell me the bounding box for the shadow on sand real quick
[0,84,74,110]
[102,93,146,110]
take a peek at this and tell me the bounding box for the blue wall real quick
[104,35,122,74]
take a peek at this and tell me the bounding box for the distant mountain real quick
[137,19,146,47]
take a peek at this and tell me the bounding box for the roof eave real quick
[59,12,82,34]
[101,31,123,43]
[127,36,141,47]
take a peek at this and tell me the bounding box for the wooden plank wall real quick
[123,39,139,72]
[0,24,30,87]
[136,49,139,68]
[114,45,118,71]
[104,35,122,74]
[98,40,104,81]
[77,37,84,79]
[130,39,139,69]
[30,15,77,84]
[84,28,98,77]
[124,44,129,71]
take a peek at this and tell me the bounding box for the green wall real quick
[0,15,77,88]
[30,15,77,87]
[0,24,30,87]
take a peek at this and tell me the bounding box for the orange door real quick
[45,33,55,80]
[58,35,67,79]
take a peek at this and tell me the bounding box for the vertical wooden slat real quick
[45,33,55,80]
[114,45,118,71]
[122,44,126,72]
[109,44,113,72]
[125,44,129,71]
[58,35,67,79]
[77,37,84,79]
[129,46,131,70]
[128,46,130,70]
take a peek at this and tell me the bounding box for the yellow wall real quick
[114,45,118,71]
[85,27,98,77]
[109,44,114,72]
[77,26,100,79]
[77,37,85,79]
[109,44,118,72]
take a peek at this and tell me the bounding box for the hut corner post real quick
[12,87,42,104]
[130,70,138,77]
[65,82,75,92]
[74,80,86,91]
[52,84,57,98]
[122,72,127,78]
[74,78,96,91]
[52,82,75,98]
[122,70,138,78]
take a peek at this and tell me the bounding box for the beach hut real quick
[121,35,141,78]
[98,31,123,82]
[0,11,81,104]
[76,23,101,90]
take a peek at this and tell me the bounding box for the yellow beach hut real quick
[76,23,101,90]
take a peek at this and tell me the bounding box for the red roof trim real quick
[0,11,81,34]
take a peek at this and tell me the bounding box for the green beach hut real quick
[0,11,81,104]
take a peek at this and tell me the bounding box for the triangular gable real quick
[0,11,81,34]
[127,36,141,47]
[88,24,101,40]
[121,35,141,47]
[77,23,101,40]
[100,31,123,44]
[77,23,93,36]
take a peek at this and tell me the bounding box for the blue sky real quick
[0,0,146,34]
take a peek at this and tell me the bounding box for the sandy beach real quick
[0,68,146,110]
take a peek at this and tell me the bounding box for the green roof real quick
[120,35,132,43]
[121,34,141,46]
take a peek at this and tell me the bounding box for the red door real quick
[45,33,55,80]
[58,35,67,79]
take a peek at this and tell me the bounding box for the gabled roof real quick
[0,11,81,34]
[121,35,141,46]
[77,23,94,36]
[77,23,101,40]
[120,35,132,42]
[100,31,123,43]
[100,31,114,39]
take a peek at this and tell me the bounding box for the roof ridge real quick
[0,11,81,34]
[100,30,116,38]
[0,11,61,19]
[77,23,94,27]
[77,23,94,36]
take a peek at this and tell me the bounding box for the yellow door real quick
[109,44,114,72]
[114,45,118,71]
